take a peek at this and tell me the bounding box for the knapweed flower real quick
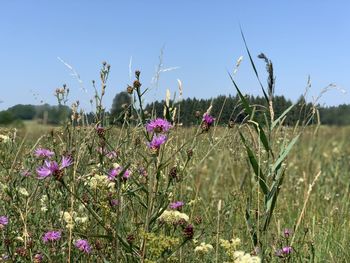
[203,113,215,125]
[183,224,194,239]
[0,216,8,228]
[75,239,91,254]
[169,201,184,210]
[147,134,167,151]
[201,113,215,131]
[108,165,131,180]
[36,156,73,179]
[146,118,172,133]
[276,246,293,257]
[34,148,54,158]
[42,231,61,243]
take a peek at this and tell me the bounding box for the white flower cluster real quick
[194,242,214,253]
[158,210,189,225]
[60,210,88,229]
[18,187,29,197]
[0,134,10,143]
[85,173,114,190]
[233,251,261,263]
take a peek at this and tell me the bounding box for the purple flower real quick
[203,113,215,126]
[169,201,184,210]
[42,231,61,243]
[276,246,293,257]
[75,239,91,254]
[0,216,8,227]
[36,156,73,179]
[60,156,73,169]
[109,199,119,207]
[34,148,54,158]
[108,166,131,180]
[146,118,172,133]
[147,134,167,150]
[282,246,292,254]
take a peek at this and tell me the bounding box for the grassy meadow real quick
[0,65,349,263]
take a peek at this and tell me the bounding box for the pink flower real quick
[203,113,215,126]
[108,166,131,180]
[75,239,91,254]
[36,156,73,179]
[0,216,8,227]
[169,201,184,210]
[146,118,172,133]
[147,134,167,150]
[34,148,54,158]
[42,231,61,243]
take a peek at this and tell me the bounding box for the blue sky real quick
[0,1,349,111]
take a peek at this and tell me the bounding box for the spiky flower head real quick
[146,118,172,133]
[147,134,167,151]
[75,239,92,254]
[42,231,61,243]
[0,216,8,228]
[34,148,54,158]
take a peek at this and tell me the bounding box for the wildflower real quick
[183,224,194,239]
[233,251,261,263]
[0,134,10,143]
[96,126,105,137]
[194,242,214,253]
[201,113,215,131]
[203,113,215,125]
[146,118,172,133]
[276,246,293,257]
[34,148,54,158]
[108,165,131,181]
[0,216,8,228]
[169,201,184,210]
[159,210,189,225]
[36,156,73,179]
[18,187,29,197]
[33,253,43,263]
[42,231,61,243]
[147,134,167,151]
[75,239,92,254]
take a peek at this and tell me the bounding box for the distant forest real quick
[0,94,349,126]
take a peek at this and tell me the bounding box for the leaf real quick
[240,27,269,103]
[239,131,269,195]
[272,135,299,172]
[228,72,272,155]
[271,104,295,129]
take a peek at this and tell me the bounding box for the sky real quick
[0,0,349,111]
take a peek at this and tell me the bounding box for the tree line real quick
[1,93,350,126]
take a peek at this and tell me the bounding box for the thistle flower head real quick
[42,231,61,243]
[146,118,172,133]
[147,134,167,150]
[202,113,215,126]
[169,201,184,210]
[34,148,54,158]
[0,216,8,228]
[75,239,91,254]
